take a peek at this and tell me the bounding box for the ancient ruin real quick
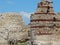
[30,0,60,45]
[0,0,60,45]
[0,12,28,45]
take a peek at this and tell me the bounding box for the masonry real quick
[0,13,28,45]
[30,0,60,45]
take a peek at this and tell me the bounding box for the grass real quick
[18,42,27,45]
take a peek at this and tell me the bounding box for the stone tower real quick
[30,0,56,35]
[36,0,55,14]
[30,0,60,45]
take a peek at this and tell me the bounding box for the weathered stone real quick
[0,12,28,45]
[30,0,60,45]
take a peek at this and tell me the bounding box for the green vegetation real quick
[18,42,27,45]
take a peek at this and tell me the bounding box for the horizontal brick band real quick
[35,33,53,35]
[30,19,60,22]
[31,26,60,28]
[34,12,55,15]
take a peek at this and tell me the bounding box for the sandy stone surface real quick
[0,12,28,45]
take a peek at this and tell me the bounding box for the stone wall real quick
[30,0,60,45]
[0,12,28,45]
[34,35,60,45]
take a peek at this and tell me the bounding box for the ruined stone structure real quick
[30,0,60,45]
[0,12,28,45]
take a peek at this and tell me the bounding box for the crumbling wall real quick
[0,12,28,45]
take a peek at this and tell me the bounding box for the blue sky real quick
[0,0,60,25]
